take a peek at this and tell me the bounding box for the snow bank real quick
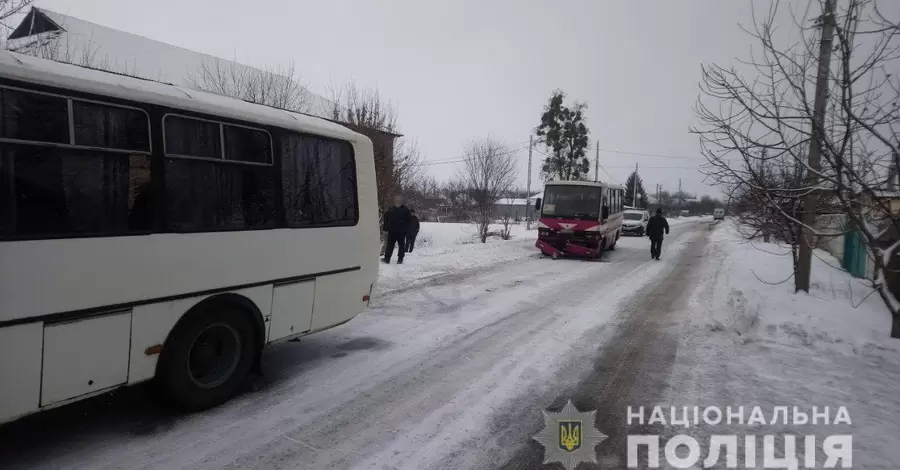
[669,215,711,227]
[688,220,897,352]
[377,222,536,293]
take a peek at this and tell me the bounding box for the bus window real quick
[223,125,272,165]
[0,89,153,239]
[163,115,277,231]
[164,115,221,159]
[281,134,358,227]
[73,100,150,151]
[1,88,68,144]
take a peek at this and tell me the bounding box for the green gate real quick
[842,231,867,278]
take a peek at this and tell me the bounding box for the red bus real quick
[534,181,625,259]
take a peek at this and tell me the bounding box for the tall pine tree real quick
[536,90,590,181]
[624,170,649,208]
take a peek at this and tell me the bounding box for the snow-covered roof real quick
[871,190,900,199]
[0,50,364,143]
[497,198,530,206]
[7,7,336,118]
[544,180,626,190]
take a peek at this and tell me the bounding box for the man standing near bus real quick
[406,209,420,253]
[646,208,670,260]
[382,195,412,264]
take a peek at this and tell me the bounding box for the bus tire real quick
[608,234,618,250]
[156,305,258,412]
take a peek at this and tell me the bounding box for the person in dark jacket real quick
[382,195,412,264]
[406,209,420,253]
[645,208,670,260]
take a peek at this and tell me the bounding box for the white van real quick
[714,208,725,220]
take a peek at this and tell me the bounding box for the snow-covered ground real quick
[666,219,900,468]
[13,217,898,469]
[0,220,712,469]
[377,222,535,293]
[379,217,706,293]
[687,220,898,352]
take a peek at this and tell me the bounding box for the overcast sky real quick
[33,0,762,197]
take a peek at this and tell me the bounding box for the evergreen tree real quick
[624,170,649,207]
[536,90,590,181]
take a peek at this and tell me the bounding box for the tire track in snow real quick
[220,247,660,469]
[495,224,713,470]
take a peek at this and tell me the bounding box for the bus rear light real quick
[144,344,163,356]
[362,295,370,303]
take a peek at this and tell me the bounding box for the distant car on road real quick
[622,209,650,236]
[713,208,725,220]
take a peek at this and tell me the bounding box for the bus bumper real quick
[536,238,599,258]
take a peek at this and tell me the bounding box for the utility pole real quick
[632,162,639,206]
[798,0,835,293]
[526,135,533,230]
[594,140,600,183]
[676,178,683,212]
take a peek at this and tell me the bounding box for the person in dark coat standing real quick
[406,209,420,253]
[382,195,412,264]
[645,208,670,260]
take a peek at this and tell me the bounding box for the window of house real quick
[281,134,358,227]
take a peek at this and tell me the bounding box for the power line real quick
[604,165,700,170]
[531,147,622,184]
[593,148,704,160]
[410,144,530,167]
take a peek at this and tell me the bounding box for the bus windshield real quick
[541,185,602,220]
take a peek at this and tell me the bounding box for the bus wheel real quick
[157,306,258,411]
[608,236,618,250]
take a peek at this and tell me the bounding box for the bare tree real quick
[186,58,311,112]
[442,179,475,222]
[458,138,517,243]
[329,81,426,212]
[0,0,31,47]
[693,0,900,336]
[498,189,517,240]
[403,174,441,220]
[329,80,398,134]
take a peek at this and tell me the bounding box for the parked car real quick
[622,209,650,236]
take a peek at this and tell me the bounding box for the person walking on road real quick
[382,195,412,264]
[406,209,420,253]
[646,208,670,260]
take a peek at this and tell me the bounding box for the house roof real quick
[497,198,530,206]
[0,50,365,144]
[544,180,626,190]
[7,7,337,119]
[871,190,900,199]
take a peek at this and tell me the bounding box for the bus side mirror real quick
[534,198,542,211]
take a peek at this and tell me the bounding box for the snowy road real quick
[0,220,713,470]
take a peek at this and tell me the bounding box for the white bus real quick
[0,51,380,424]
